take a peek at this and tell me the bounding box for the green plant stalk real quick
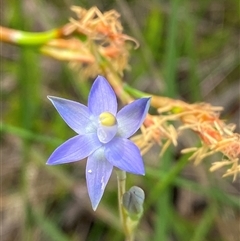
[191,204,217,241]
[1,26,60,45]
[123,83,149,99]
[11,3,33,239]
[15,10,42,238]
[14,29,60,45]
[154,0,180,239]
[184,0,200,101]
[153,150,173,241]
[116,170,135,241]
[19,46,41,240]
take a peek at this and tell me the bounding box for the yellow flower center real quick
[99,112,116,126]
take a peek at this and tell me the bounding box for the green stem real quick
[123,83,149,99]
[16,29,59,45]
[1,26,60,45]
[116,170,134,241]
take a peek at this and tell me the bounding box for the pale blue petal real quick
[48,96,96,135]
[105,137,145,175]
[86,148,113,210]
[47,134,102,165]
[88,76,117,116]
[117,98,151,138]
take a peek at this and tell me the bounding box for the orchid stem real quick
[116,169,134,241]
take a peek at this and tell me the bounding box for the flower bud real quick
[122,186,145,220]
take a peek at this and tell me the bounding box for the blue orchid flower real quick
[47,75,150,210]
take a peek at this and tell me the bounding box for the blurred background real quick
[1,0,240,240]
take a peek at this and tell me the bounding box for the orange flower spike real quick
[221,135,240,159]
[200,113,217,122]
[198,126,223,145]
[100,47,121,58]
[143,114,155,127]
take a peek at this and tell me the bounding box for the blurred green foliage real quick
[1,0,239,241]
